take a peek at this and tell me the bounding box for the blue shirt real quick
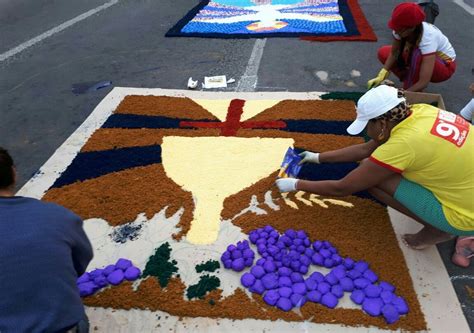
[0,197,93,333]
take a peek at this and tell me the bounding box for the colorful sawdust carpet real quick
[40,90,426,330]
[166,0,377,41]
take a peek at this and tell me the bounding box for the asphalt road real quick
[1,0,473,329]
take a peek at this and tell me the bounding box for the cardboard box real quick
[405,91,446,110]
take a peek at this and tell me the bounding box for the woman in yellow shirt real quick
[276,85,473,256]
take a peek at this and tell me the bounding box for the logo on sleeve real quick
[430,110,470,147]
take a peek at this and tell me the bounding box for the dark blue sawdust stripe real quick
[102,114,214,129]
[51,145,162,189]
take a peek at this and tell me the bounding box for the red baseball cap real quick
[388,2,426,31]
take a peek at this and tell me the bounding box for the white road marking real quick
[450,275,474,281]
[236,38,267,92]
[0,0,120,62]
[453,0,474,15]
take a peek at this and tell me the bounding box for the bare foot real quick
[402,226,455,250]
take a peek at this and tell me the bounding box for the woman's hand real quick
[298,151,320,165]
[275,178,298,193]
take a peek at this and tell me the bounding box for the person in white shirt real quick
[459,83,474,124]
[367,2,456,92]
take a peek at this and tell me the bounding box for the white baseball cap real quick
[347,85,406,135]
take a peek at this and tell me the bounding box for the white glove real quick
[298,151,320,164]
[276,178,298,193]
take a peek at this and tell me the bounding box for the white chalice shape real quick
[161,136,293,245]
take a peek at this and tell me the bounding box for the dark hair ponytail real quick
[396,24,423,69]
[0,147,15,189]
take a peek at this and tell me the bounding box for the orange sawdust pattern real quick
[42,164,193,240]
[114,95,219,120]
[249,100,357,121]
[81,128,220,152]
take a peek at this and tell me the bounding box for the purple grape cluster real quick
[77,258,141,297]
[221,240,255,272]
[221,226,409,324]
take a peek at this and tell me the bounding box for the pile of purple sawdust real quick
[220,225,408,324]
[77,258,141,297]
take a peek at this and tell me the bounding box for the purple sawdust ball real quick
[307,290,322,303]
[227,244,237,252]
[299,265,309,275]
[304,248,314,257]
[381,290,394,304]
[300,255,311,267]
[262,273,279,290]
[332,254,342,265]
[291,293,306,307]
[249,231,259,244]
[317,282,331,294]
[221,251,231,261]
[263,260,277,273]
[264,225,274,233]
[324,258,335,268]
[103,264,116,276]
[124,266,141,281]
[310,272,325,283]
[293,238,303,246]
[115,258,132,271]
[379,281,396,292]
[296,230,307,239]
[340,277,354,292]
[279,276,292,287]
[289,250,299,259]
[251,265,266,279]
[305,278,318,291]
[344,257,355,269]
[325,273,339,285]
[331,285,344,299]
[363,269,378,283]
[270,230,279,238]
[267,238,276,245]
[260,232,269,239]
[256,239,266,247]
[78,282,98,297]
[276,241,286,249]
[281,256,291,268]
[278,287,293,298]
[89,269,104,279]
[231,250,243,260]
[290,260,300,272]
[350,289,365,305]
[241,273,256,288]
[107,270,124,286]
[328,246,337,254]
[280,235,292,246]
[77,273,90,284]
[290,272,304,283]
[256,258,266,266]
[297,245,306,254]
[320,249,331,258]
[223,260,232,269]
[243,248,255,259]
[312,240,323,250]
[292,282,306,295]
[311,253,324,266]
[382,304,400,324]
[362,298,384,316]
[332,266,346,280]
[231,258,245,272]
[94,275,108,288]
[250,279,265,294]
[244,258,254,267]
[285,229,297,239]
[364,284,382,298]
[303,238,311,247]
[278,267,291,277]
[267,245,279,256]
[276,297,293,312]
[354,261,369,273]
[354,278,370,289]
[263,290,280,306]
[347,269,362,280]
[392,296,409,315]
[321,293,338,309]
